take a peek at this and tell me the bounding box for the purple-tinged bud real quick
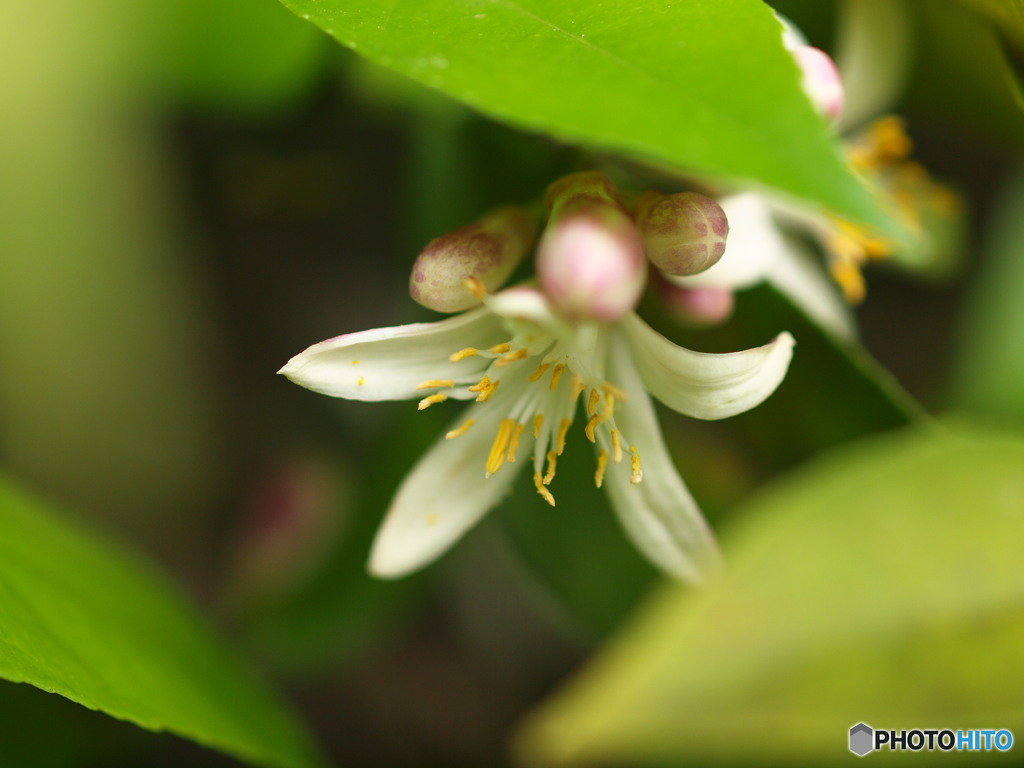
[537,172,645,323]
[410,205,536,313]
[792,45,844,123]
[659,281,735,327]
[635,191,729,277]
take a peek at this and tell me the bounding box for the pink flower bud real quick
[537,172,646,322]
[410,205,536,313]
[635,191,729,277]
[659,281,735,327]
[792,45,844,123]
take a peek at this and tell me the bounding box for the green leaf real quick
[950,169,1024,421]
[279,0,896,232]
[0,476,324,768]
[515,421,1024,766]
[954,0,1024,48]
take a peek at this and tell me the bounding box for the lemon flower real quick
[281,285,793,582]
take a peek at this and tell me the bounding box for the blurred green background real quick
[0,0,1022,765]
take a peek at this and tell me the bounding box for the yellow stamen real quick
[417,393,448,410]
[630,445,643,485]
[584,414,599,443]
[463,276,486,300]
[496,348,528,366]
[604,383,628,402]
[489,343,511,355]
[587,388,601,417]
[528,362,550,382]
[594,390,615,425]
[533,413,544,439]
[445,418,475,440]
[543,451,557,485]
[594,449,608,488]
[549,364,565,391]
[830,258,866,304]
[450,347,478,362]
[570,375,587,401]
[486,419,516,476]
[870,115,912,162]
[416,379,455,390]
[468,376,499,402]
[556,418,571,455]
[534,471,556,506]
[611,429,623,464]
[507,422,525,462]
[357,376,365,386]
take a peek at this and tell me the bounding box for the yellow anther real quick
[445,418,475,440]
[570,375,587,401]
[528,362,550,382]
[594,449,608,488]
[830,258,866,304]
[870,116,912,163]
[611,429,623,464]
[549,364,565,391]
[507,422,525,462]
[533,413,544,439]
[468,376,500,402]
[463,276,487,300]
[351,360,359,365]
[598,390,616,423]
[426,513,440,526]
[543,451,558,485]
[630,445,643,485]
[486,419,517,476]
[604,383,628,402]
[556,418,571,455]
[357,376,365,386]
[496,348,528,366]
[587,388,601,417]
[450,347,479,362]
[534,471,556,507]
[584,414,599,443]
[489,343,511,355]
[417,393,448,410]
[416,379,456,390]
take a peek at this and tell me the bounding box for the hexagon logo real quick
[849,723,874,757]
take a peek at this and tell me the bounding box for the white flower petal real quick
[278,306,505,401]
[767,239,856,340]
[599,332,722,582]
[668,193,786,290]
[622,314,794,420]
[368,404,531,578]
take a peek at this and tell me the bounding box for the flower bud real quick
[792,45,844,122]
[537,172,645,322]
[659,281,735,327]
[634,191,729,277]
[410,205,536,313]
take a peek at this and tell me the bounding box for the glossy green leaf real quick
[0,476,324,768]
[279,0,896,232]
[950,169,1024,421]
[516,421,1024,766]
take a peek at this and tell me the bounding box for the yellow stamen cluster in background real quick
[830,115,959,305]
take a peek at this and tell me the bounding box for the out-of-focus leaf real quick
[950,169,1024,421]
[0,476,324,768]
[955,0,1024,48]
[162,0,330,112]
[278,0,898,232]
[515,421,1024,767]
[904,0,1024,148]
